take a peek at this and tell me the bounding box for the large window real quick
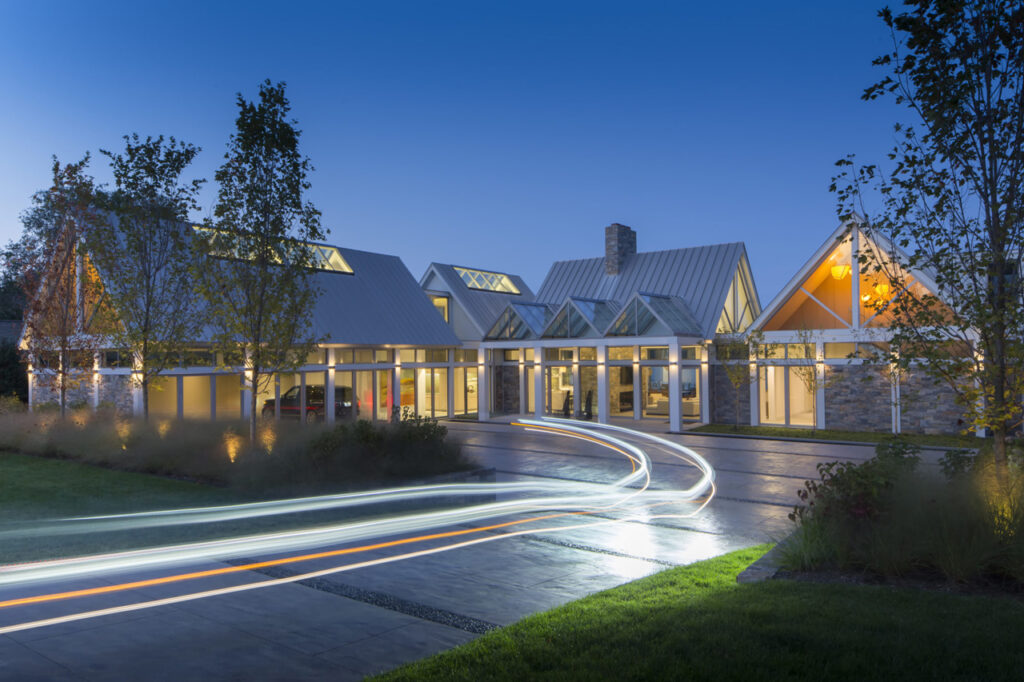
[759,366,814,427]
[545,366,573,416]
[641,367,670,418]
[430,295,449,322]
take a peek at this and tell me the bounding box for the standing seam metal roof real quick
[423,263,535,336]
[535,243,749,339]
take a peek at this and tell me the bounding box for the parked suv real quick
[261,385,358,422]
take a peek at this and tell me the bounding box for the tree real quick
[195,80,325,441]
[87,134,207,419]
[833,0,1024,470]
[19,156,104,415]
[716,330,769,429]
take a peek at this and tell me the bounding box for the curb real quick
[736,536,792,584]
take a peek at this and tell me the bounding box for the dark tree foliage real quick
[834,0,1024,470]
[88,134,207,419]
[195,80,325,441]
[0,340,28,401]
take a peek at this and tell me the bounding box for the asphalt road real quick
[0,421,893,681]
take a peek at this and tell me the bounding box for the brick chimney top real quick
[605,223,636,275]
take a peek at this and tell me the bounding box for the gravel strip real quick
[227,559,499,634]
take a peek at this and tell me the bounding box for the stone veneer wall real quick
[97,374,134,414]
[823,365,892,433]
[900,370,965,435]
[491,365,520,415]
[710,364,750,425]
[31,375,94,409]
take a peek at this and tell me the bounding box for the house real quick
[459,223,762,431]
[27,234,471,422]
[742,218,964,435]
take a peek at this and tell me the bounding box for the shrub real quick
[784,437,1024,586]
[0,410,474,494]
[789,438,920,524]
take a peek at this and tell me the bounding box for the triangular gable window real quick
[607,297,658,336]
[543,303,597,338]
[717,263,758,333]
[486,308,531,340]
[764,234,854,331]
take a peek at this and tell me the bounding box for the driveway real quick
[0,423,895,681]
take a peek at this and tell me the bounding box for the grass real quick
[377,545,1024,681]
[0,447,480,565]
[693,423,978,449]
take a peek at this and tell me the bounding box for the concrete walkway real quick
[0,423,888,681]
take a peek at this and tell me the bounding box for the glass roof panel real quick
[453,266,520,294]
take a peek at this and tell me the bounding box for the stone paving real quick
[0,421,913,681]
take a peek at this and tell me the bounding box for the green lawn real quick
[0,450,245,563]
[692,423,978,449]
[0,449,481,565]
[377,545,1024,681]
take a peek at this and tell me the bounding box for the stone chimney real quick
[604,223,636,275]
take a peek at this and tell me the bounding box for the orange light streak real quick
[0,510,591,611]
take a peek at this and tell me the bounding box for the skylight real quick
[193,226,353,274]
[453,266,520,294]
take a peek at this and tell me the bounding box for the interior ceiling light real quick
[831,265,851,280]
[874,283,890,297]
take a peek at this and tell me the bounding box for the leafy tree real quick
[716,330,769,429]
[195,80,325,441]
[833,0,1024,470]
[87,134,207,419]
[20,156,103,415]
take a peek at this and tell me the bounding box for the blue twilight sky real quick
[0,1,904,303]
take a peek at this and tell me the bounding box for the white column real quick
[447,352,455,418]
[326,349,336,423]
[518,359,526,414]
[632,346,641,421]
[240,349,252,420]
[92,353,100,411]
[27,365,34,412]
[533,348,544,418]
[132,353,144,417]
[477,351,490,421]
[597,346,609,424]
[669,341,681,433]
[571,349,581,418]
[851,228,861,329]
[749,360,759,426]
[701,344,712,425]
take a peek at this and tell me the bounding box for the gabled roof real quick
[541,297,620,338]
[87,220,461,348]
[605,293,703,337]
[536,243,752,339]
[748,216,944,334]
[308,248,461,346]
[486,302,555,340]
[421,263,535,337]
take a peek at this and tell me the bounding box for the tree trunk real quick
[993,422,1008,482]
[142,375,149,422]
[249,368,259,443]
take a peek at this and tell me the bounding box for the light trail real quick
[0,419,716,635]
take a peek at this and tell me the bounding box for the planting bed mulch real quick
[775,568,1024,601]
